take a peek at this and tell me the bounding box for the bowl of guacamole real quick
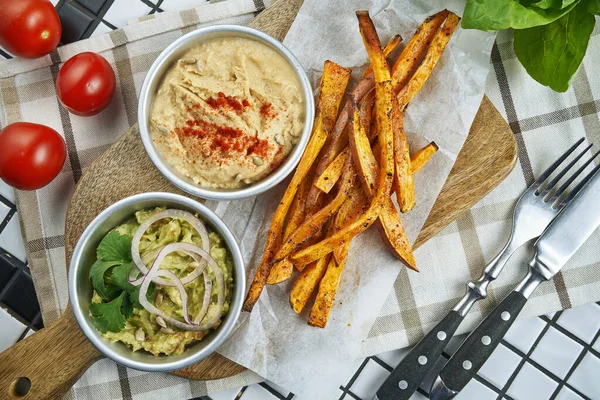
[69,192,245,372]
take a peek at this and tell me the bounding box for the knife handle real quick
[437,291,527,393]
[374,311,464,400]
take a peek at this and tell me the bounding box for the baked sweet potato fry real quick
[411,142,438,173]
[397,12,460,109]
[274,156,356,262]
[266,258,294,285]
[391,9,449,93]
[290,13,394,267]
[305,32,397,211]
[361,34,402,80]
[242,61,351,312]
[372,140,437,175]
[315,90,375,193]
[392,99,415,212]
[357,11,390,82]
[319,62,353,132]
[332,185,366,263]
[289,255,331,314]
[266,175,313,283]
[315,147,348,193]
[349,105,378,194]
[310,183,367,328]
[284,176,310,240]
[349,103,416,269]
[243,117,327,311]
[318,136,437,195]
[307,249,350,328]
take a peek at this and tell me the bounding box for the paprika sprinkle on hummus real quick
[150,36,305,189]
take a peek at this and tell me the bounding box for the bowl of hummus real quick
[69,192,245,372]
[138,26,314,200]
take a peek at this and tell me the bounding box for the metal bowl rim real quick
[68,192,245,372]
[137,25,315,201]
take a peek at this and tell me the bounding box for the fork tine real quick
[553,149,600,200]
[533,138,585,191]
[559,161,600,208]
[540,143,594,197]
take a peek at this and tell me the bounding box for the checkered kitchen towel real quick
[361,26,600,357]
[0,0,269,398]
[2,0,600,398]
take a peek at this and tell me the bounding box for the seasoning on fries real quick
[243,9,458,327]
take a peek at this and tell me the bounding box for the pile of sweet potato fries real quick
[243,10,460,328]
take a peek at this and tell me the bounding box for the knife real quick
[429,164,600,399]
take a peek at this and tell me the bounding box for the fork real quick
[374,138,598,400]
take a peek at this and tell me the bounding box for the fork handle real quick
[453,238,518,317]
[374,311,464,400]
[432,269,543,398]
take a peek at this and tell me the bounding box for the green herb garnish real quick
[90,292,127,333]
[89,230,151,332]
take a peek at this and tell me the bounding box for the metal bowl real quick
[68,192,245,372]
[138,25,314,201]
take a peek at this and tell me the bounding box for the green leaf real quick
[129,283,155,309]
[97,231,132,262]
[90,292,127,333]
[525,0,578,10]
[514,1,595,92]
[462,0,581,31]
[121,293,134,318]
[89,260,121,300]
[110,262,134,292]
[587,0,600,14]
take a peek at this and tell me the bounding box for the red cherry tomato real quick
[56,52,116,116]
[0,122,66,190]
[0,0,62,59]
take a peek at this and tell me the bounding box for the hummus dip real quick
[151,37,305,189]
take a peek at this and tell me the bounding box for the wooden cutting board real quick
[0,0,517,398]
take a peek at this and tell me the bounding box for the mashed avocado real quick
[90,207,233,356]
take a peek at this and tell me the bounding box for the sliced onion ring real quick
[195,271,212,324]
[129,247,207,287]
[130,209,210,280]
[153,269,194,325]
[138,242,225,331]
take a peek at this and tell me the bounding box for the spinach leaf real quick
[514,1,595,92]
[587,0,600,14]
[462,0,581,31]
[526,0,578,10]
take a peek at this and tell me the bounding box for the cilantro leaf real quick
[89,260,121,300]
[110,262,134,291]
[129,283,155,309]
[121,292,134,318]
[90,292,127,333]
[110,263,154,309]
[97,231,132,262]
